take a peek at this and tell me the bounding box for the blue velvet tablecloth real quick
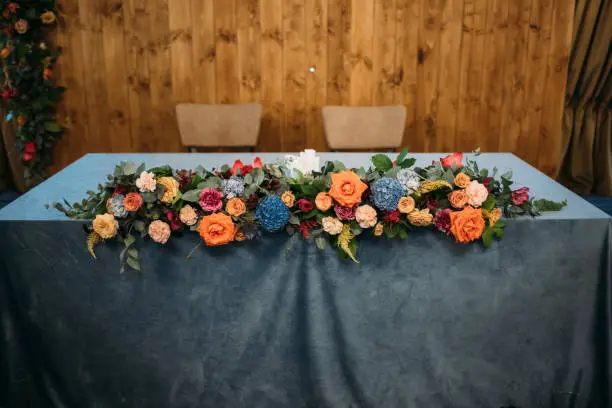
[0,153,610,408]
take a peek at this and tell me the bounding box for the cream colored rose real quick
[355,205,377,229]
[465,180,488,207]
[92,213,119,239]
[322,217,343,235]
[158,177,180,203]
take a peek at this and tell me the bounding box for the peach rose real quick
[322,217,343,235]
[408,209,434,227]
[179,205,198,226]
[374,222,384,236]
[355,205,377,229]
[148,220,171,244]
[197,213,236,246]
[397,196,415,214]
[454,172,471,189]
[92,213,118,239]
[328,171,368,208]
[226,198,246,217]
[465,180,488,208]
[315,192,333,211]
[484,207,502,226]
[234,230,247,242]
[123,192,143,212]
[41,11,56,24]
[158,177,180,203]
[450,206,486,243]
[282,191,296,208]
[448,190,469,209]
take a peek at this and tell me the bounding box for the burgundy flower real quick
[297,220,318,238]
[199,188,223,212]
[434,209,451,235]
[166,210,182,231]
[246,193,259,209]
[334,205,356,220]
[482,177,493,192]
[265,179,281,191]
[23,141,36,154]
[175,169,194,189]
[383,210,400,225]
[297,199,314,213]
[114,184,128,195]
[511,187,530,206]
[425,196,439,212]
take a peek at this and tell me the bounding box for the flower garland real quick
[0,1,63,184]
[50,150,567,273]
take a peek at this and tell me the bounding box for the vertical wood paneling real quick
[306,0,328,150]
[260,0,284,151]
[191,0,216,103]
[283,0,307,151]
[53,0,575,176]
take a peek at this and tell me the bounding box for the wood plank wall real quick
[52,0,574,176]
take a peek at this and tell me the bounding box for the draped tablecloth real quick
[0,153,610,408]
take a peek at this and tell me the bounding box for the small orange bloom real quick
[197,213,236,246]
[123,192,143,212]
[17,116,25,126]
[454,172,471,189]
[328,171,368,208]
[41,11,56,24]
[315,192,333,211]
[449,206,486,244]
[281,191,295,208]
[1,46,11,59]
[234,230,247,242]
[225,197,246,217]
[448,190,469,209]
[43,68,53,80]
[8,3,19,13]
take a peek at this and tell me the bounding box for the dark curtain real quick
[558,0,612,196]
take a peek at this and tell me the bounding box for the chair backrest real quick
[322,105,406,150]
[176,103,262,149]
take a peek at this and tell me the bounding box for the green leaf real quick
[397,147,408,164]
[181,189,202,203]
[399,228,408,239]
[127,248,139,260]
[350,222,363,236]
[443,169,455,184]
[348,239,358,259]
[332,161,346,171]
[289,214,300,225]
[399,158,416,169]
[482,227,493,248]
[494,226,504,239]
[44,122,62,133]
[356,167,367,180]
[126,257,141,272]
[244,173,254,184]
[300,184,318,196]
[133,220,146,232]
[251,168,265,185]
[149,165,173,177]
[372,154,393,171]
[124,233,136,247]
[501,170,513,180]
[142,192,157,203]
[384,167,400,178]
[315,236,327,250]
[479,169,489,178]
[198,177,222,189]
[533,199,567,212]
[482,195,497,211]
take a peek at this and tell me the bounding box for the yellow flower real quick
[281,191,295,208]
[415,180,453,197]
[41,11,56,24]
[338,224,358,263]
[92,213,118,239]
[408,209,434,227]
[157,177,180,203]
[374,222,384,236]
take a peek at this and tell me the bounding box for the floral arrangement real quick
[50,149,567,272]
[0,1,63,184]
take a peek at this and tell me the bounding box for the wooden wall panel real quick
[53,0,575,177]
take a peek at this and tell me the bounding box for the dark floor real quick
[0,190,611,215]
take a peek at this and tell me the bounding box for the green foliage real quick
[533,199,567,212]
[372,154,394,171]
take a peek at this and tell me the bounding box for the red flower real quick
[440,152,463,168]
[232,157,263,176]
[511,187,530,206]
[334,205,356,220]
[175,169,194,189]
[166,210,182,231]
[383,210,400,225]
[242,165,254,175]
[297,199,314,213]
[297,220,318,238]
[114,185,127,195]
[482,177,493,192]
[434,209,451,235]
[23,141,36,154]
[246,193,259,209]
[22,152,34,162]
[393,160,397,167]
[231,160,244,176]
[254,157,263,168]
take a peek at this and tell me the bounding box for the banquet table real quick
[0,153,610,408]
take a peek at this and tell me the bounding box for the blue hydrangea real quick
[223,176,245,199]
[256,195,290,232]
[396,168,421,194]
[108,194,128,218]
[371,178,406,211]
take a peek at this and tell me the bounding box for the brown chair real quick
[176,103,262,152]
[322,105,406,151]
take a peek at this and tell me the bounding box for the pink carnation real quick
[434,209,451,235]
[511,187,530,206]
[148,220,171,244]
[465,180,489,208]
[334,205,356,221]
[199,188,223,212]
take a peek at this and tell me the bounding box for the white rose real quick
[285,149,321,176]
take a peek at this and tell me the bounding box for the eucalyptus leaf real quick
[181,189,202,203]
[399,228,408,239]
[315,236,327,250]
[289,214,300,225]
[350,222,363,236]
[126,257,141,272]
[244,173,254,185]
[356,167,367,180]
[332,161,346,171]
[384,167,400,178]
[252,168,265,185]
[127,248,139,260]
[501,170,513,180]
[142,192,157,203]
[198,177,222,189]
[124,233,136,247]
[133,220,146,233]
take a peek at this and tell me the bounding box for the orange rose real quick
[328,171,368,208]
[123,192,143,212]
[449,206,486,243]
[454,172,470,189]
[315,192,333,211]
[43,68,53,80]
[226,197,246,217]
[397,196,415,214]
[448,190,469,209]
[197,213,236,246]
[234,230,247,242]
[281,191,295,208]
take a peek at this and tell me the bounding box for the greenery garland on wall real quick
[0,0,63,185]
